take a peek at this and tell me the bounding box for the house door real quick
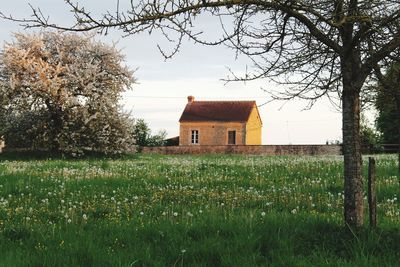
[228,131,236,145]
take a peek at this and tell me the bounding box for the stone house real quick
[179,96,262,146]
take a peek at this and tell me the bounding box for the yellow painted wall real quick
[179,122,246,145]
[245,105,263,145]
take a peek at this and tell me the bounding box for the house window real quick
[191,130,199,144]
[228,131,236,145]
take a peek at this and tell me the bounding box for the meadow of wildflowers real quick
[0,154,399,266]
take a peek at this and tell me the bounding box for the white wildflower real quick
[261,211,266,217]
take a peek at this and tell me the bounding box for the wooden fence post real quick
[368,157,377,228]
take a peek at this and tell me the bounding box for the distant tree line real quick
[133,119,167,151]
[374,63,400,146]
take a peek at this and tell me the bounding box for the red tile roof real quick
[179,100,257,122]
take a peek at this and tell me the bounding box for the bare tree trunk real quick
[342,87,364,228]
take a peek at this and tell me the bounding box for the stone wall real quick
[142,145,342,156]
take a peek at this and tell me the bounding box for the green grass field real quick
[0,154,399,266]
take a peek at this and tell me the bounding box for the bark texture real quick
[341,51,365,227]
[342,90,364,227]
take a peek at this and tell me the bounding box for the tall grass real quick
[0,154,398,266]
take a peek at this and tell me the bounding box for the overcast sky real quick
[0,0,349,144]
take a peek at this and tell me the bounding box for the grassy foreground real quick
[0,154,399,266]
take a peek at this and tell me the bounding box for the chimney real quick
[187,95,195,103]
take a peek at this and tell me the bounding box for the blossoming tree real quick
[0,32,135,155]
